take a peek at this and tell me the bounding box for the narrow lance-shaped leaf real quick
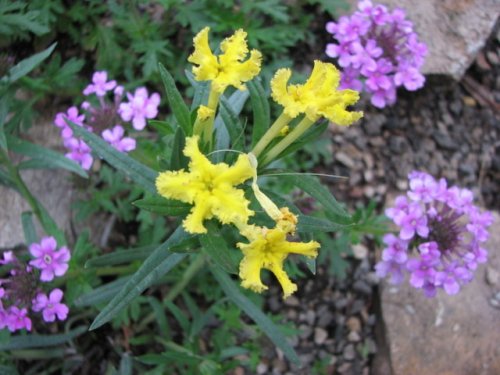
[283,175,352,225]
[7,43,57,83]
[200,223,239,274]
[7,135,88,178]
[214,90,249,162]
[133,196,190,216]
[210,267,300,365]
[158,63,192,135]
[0,326,86,350]
[248,79,270,147]
[21,211,38,245]
[89,226,191,330]
[67,120,157,194]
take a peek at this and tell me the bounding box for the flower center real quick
[44,254,52,264]
[428,214,462,254]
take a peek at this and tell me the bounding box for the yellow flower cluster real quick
[155,28,363,298]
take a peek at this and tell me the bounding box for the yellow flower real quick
[196,105,214,121]
[271,60,363,126]
[237,222,320,298]
[188,27,262,93]
[155,136,254,234]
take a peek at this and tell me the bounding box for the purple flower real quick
[325,1,427,107]
[83,71,117,97]
[0,251,14,265]
[376,171,494,297]
[365,59,393,91]
[102,125,136,153]
[5,307,32,332]
[29,237,70,282]
[119,87,160,130]
[394,66,425,91]
[32,289,69,322]
[339,67,364,91]
[64,138,93,170]
[54,107,85,139]
[381,234,408,264]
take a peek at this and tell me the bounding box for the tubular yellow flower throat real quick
[155,136,254,234]
[238,214,320,299]
[188,27,262,93]
[271,60,363,126]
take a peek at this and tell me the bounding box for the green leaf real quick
[213,90,249,162]
[149,120,174,136]
[21,211,38,244]
[248,79,270,147]
[210,267,300,365]
[0,167,17,189]
[296,215,347,232]
[148,297,170,339]
[74,276,132,307]
[85,245,157,268]
[169,127,188,171]
[158,63,191,135]
[0,99,8,151]
[219,96,245,156]
[284,175,351,225]
[67,120,157,194]
[89,227,190,330]
[186,70,210,110]
[200,224,239,274]
[7,135,88,178]
[7,43,57,83]
[0,326,86,350]
[133,196,190,216]
[119,353,133,375]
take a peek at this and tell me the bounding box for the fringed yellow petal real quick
[268,262,297,299]
[211,186,254,226]
[155,136,254,233]
[238,250,267,293]
[156,170,199,203]
[214,153,254,186]
[188,27,219,82]
[219,29,249,65]
[184,195,213,234]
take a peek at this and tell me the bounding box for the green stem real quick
[136,253,206,331]
[252,112,291,157]
[262,116,315,165]
[202,87,221,146]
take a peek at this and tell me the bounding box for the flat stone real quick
[0,120,75,248]
[378,211,500,375]
[343,0,500,80]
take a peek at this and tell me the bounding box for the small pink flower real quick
[29,237,70,282]
[64,137,94,170]
[102,125,136,153]
[119,87,160,130]
[32,289,69,322]
[6,307,32,332]
[83,71,117,97]
[54,107,85,139]
[0,251,14,265]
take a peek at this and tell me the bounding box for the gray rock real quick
[0,121,75,248]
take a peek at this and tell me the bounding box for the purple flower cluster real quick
[0,237,71,332]
[376,172,493,297]
[53,71,161,170]
[325,0,427,108]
